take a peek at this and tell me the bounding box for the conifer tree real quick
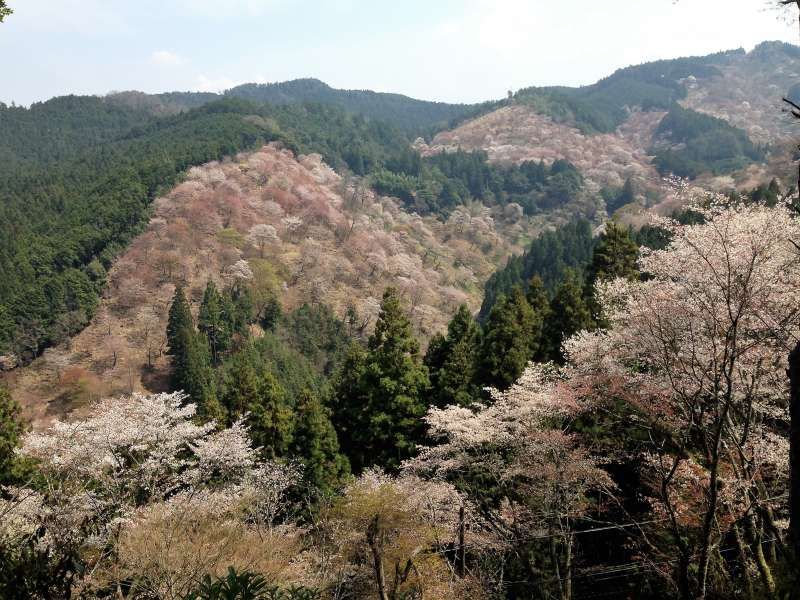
[524,276,549,360]
[479,287,535,390]
[331,342,368,468]
[223,350,293,457]
[587,221,639,285]
[291,389,350,496]
[166,286,192,357]
[175,328,223,422]
[198,281,231,365]
[166,287,222,421]
[248,372,294,458]
[0,386,23,484]
[546,269,594,362]
[425,304,481,408]
[332,288,430,472]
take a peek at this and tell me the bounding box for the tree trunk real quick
[789,341,800,562]
[458,504,466,577]
[367,515,390,600]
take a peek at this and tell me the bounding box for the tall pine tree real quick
[546,269,594,362]
[198,281,231,365]
[167,286,222,421]
[479,287,535,390]
[332,288,429,472]
[223,350,293,458]
[291,389,350,496]
[587,222,639,285]
[166,286,192,357]
[425,304,481,408]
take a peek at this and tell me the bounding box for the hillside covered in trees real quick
[4,5,800,595]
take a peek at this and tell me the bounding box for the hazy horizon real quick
[1,0,798,107]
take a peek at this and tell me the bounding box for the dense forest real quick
[5,191,798,599]
[0,96,546,362]
[651,103,766,178]
[106,78,488,133]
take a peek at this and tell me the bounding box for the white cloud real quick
[151,50,185,67]
[193,74,268,93]
[177,0,289,18]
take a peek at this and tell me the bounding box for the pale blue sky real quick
[0,0,797,106]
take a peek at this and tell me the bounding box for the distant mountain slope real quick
[107,78,488,133]
[8,144,542,427]
[224,79,488,131]
[421,42,800,208]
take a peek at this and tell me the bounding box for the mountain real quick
[108,78,488,132]
[3,41,800,401]
[9,143,539,427]
[418,41,800,219]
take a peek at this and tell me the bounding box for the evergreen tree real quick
[332,288,430,472]
[525,275,551,361]
[291,389,350,496]
[587,222,639,285]
[222,351,262,419]
[166,286,192,357]
[223,350,294,458]
[546,269,594,363]
[176,328,223,422]
[0,386,23,484]
[166,285,222,420]
[198,281,231,365]
[248,372,294,459]
[330,342,368,469]
[479,287,535,390]
[229,286,254,337]
[425,304,481,408]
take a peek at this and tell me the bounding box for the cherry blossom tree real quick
[325,469,480,600]
[247,223,278,258]
[568,196,800,599]
[1,392,300,597]
[408,363,615,599]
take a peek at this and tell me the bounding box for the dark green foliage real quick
[167,286,222,420]
[652,103,764,178]
[198,281,233,365]
[479,287,538,390]
[546,269,595,362]
[525,276,552,362]
[372,150,584,216]
[515,53,728,133]
[0,386,23,484]
[587,222,640,285]
[290,389,350,495]
[167,286,193,357]
[279,303,350,377]
[225,78,476,133]
[424,304,482,408]
[0,1,11,22]
[330,343,369,471]
[331,288,430,472]
[221,347,294,458]
[185,566,321,600]
[480,219,595,320]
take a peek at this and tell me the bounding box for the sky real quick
[1,0,798,106]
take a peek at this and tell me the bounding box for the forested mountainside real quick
[9,143,545,427]
[108,78,486,132]
[420,42,799,214]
